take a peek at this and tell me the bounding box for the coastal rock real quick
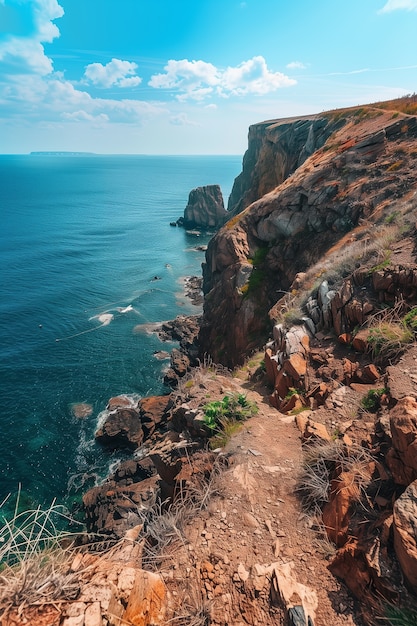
[138,395,173,438]
[198,109,417,367]
[181,184,227,229]
[83,476,160,537]
[95,408,143,450]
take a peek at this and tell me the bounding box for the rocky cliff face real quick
[227,115,339,216]
[199,106,417,367]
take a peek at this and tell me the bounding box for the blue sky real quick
[0,0,416,154]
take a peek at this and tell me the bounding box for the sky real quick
[0,0,416,154]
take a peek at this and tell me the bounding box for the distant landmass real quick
[30,151,96,156]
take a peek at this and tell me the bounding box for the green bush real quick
[361,388,387,412]
[203,394,258,449]
[403,307,417,331]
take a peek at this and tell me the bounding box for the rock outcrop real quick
[199,107,417,366]
[178,184,227,229]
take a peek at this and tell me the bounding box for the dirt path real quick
[163,379,364,625]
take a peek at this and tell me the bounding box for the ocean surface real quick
[0,154,241,513]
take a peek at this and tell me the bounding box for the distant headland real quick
[30,151,96,156]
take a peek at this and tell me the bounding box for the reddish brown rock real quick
[107,396,135,410]
[138,395,172,438]
[338,333,352,345]
[357,363,381,384]
[352,329,369,353]
[123,570,167,626]
[283,352,307,380]
[322,471,360,546]
[303,419,331,443]
[329,540,371,600]
[95,408,143,450]
[386,396,417,485]
[273,368,292,400]
[279,394,304,414]
[264,347,279,386]
[83,476,160,537]
[393,479,417,592]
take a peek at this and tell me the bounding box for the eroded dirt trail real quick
[165,381,363,626]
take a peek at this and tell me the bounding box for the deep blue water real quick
[0,154,241,511]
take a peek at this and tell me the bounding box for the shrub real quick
[202,394,258,448]
[361,388,388,412]
[403,307,417,331]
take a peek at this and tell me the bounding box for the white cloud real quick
[221,56,295,96]
[0,72,166,125]
[286,61,307,70]
[149,55,295,101]
[62,110,109,123]
[0,0,64,75]
[149,59,219,96]
[84,58,142,88]
[380,0,417,11]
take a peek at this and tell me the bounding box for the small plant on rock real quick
[202,393,258,448]
[361,388,388,412]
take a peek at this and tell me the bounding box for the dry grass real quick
[135,457,224,569]
[364,298,414,363]
[0,490,84,616]
[167,587,212,626]
[296,440,373,511]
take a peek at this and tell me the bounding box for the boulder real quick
[386,396,417,485]
[83,476,160,537]
[95,408,143,450]
[322,471,360,546]
[393,479,417,592]
[138,395,173,438]
[182,184,227,229]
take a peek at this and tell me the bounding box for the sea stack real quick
[179,184,227,229]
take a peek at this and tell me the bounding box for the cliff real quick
[199,103,417,366]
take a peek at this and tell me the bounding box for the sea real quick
[0,154,242,515]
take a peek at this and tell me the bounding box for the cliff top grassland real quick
[3,95,417,626]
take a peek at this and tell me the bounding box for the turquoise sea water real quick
[0,154,241,511]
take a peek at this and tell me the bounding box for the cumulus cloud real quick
[0,0,64,75]
[286,61,307,70]
[149,55,295,100]
[84,58,142,88]
[380,0,417,11]
[0,72,166,125]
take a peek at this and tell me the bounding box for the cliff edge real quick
[199,102,417,367]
